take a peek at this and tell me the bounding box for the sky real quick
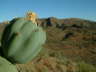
[0,0,96,22]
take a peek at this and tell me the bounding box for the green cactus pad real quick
[0,56,18,72]
[1,18,46,63]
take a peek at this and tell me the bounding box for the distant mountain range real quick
[37,17,96,29]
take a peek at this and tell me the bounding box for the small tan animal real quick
[26,11,37,24]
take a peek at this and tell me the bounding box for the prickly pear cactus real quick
[0,56,18,72]
[1,17,46,63]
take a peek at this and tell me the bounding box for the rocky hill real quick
[0,17,96,72]
[37,17,96,29]
[37,17,96,64]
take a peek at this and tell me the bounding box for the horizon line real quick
[0,17,96,23]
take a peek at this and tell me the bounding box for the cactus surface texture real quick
[1,18,46,63]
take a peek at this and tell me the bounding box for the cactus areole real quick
[1,14,46,63]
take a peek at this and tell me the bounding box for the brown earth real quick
[37,17,96,64]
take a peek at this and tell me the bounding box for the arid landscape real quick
[0,17,96,72]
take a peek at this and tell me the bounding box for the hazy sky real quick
[0,0,96,22]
